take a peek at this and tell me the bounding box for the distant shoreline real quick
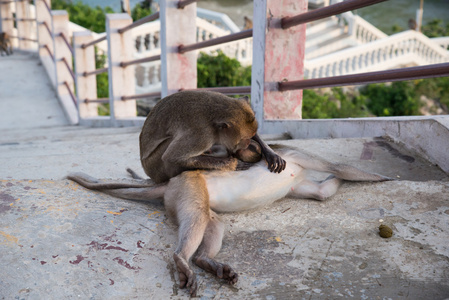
[78,0,448,33]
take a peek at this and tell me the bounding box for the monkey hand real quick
[265,151,286,173]
[236,160,253,171]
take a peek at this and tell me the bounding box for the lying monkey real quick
[68,142,391,296]
[0,32,12,56]
[139,90,286,184]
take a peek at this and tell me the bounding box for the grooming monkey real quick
[0,32,12,56]
[68,142,391,296]
[139,90,286,184]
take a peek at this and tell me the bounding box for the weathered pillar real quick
[15,0,33,50]
[35,0,56,88]
[106,13,137,122]
[0,2,14,43]
[160,0,197,97]
[251,0,307,131]
[73,31,99,119]
[52,10,78,124]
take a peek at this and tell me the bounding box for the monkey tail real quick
[67,172,155,190]
[66,172,166,203]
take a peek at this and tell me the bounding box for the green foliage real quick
[390,24,404,34]
[421,19,449,38]
[131,1,152,21]
[414,77,449,112]
[94,48,110,116]
[361,81,420,116]
[302,89,338,119]
[332,88,371,118]
[302,88,370,119]
[51,0,113,33]
[390,18,449,38]
[197,51,251,88]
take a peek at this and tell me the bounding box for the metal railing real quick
[2,0,448,125]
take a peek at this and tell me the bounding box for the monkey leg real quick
[285,149,392,182]
[287,175,343,201]
[165,172,211,296]
[193,210,238,285]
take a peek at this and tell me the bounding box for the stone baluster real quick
[141,64,150,87]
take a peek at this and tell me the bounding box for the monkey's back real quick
[139,91,257,183]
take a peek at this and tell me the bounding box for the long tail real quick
[67,172,166,202]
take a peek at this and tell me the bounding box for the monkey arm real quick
[161,136,242,174]
[252,133,286,173]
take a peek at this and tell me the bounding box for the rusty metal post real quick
[105,13,137,122]
[251,0,308,130]
[73,31,99,119]
[160,0,197,97]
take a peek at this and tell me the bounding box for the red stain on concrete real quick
[69,255,86,265]
[113,257,140,270]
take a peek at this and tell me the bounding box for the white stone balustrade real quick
[344,12,387,45]
[305,30,449,79]
[129,16,253,95]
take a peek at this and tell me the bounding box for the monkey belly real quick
[205,160,304,213]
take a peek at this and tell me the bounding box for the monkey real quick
[243,16,253,30]
[138,90,286,184]
[0,32,13,56]
[67,142,391,296]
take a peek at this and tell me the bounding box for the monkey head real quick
[235,140,262,163]
[215,98,258,153]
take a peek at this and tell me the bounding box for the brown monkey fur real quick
[68,142,391,296]
[0,32,13,56]
[139,90,285,184]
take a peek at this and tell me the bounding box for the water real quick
[356,0,449,34]
[79,0,448,32]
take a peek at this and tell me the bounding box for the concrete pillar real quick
[160,0,197,97]
[73,31,98,119]
[35,0,56,88]
[15,0,33,50]
[52,10,78,124]
[0,2,15,46]
[106,13,137,121]
[251,0,307,130]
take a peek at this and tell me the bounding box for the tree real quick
[51,0,113,33]
[197,51,251,88]
[421,19,449,38]
[361,81,420,116]
[132,1,153,21]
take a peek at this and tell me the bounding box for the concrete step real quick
[0,52,68,130]
[306,16,339,36]
[305,24,344,49]
[0,125,143,180]
[305,33,354,59]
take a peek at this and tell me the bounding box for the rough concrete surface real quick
[1,53,449,300]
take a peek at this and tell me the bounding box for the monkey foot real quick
[173,253,198,296]
[195,256,238,285]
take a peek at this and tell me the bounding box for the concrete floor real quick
[1,53,449,300]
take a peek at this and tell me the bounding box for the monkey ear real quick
[215,122,231,130]
[240,96,250,103]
